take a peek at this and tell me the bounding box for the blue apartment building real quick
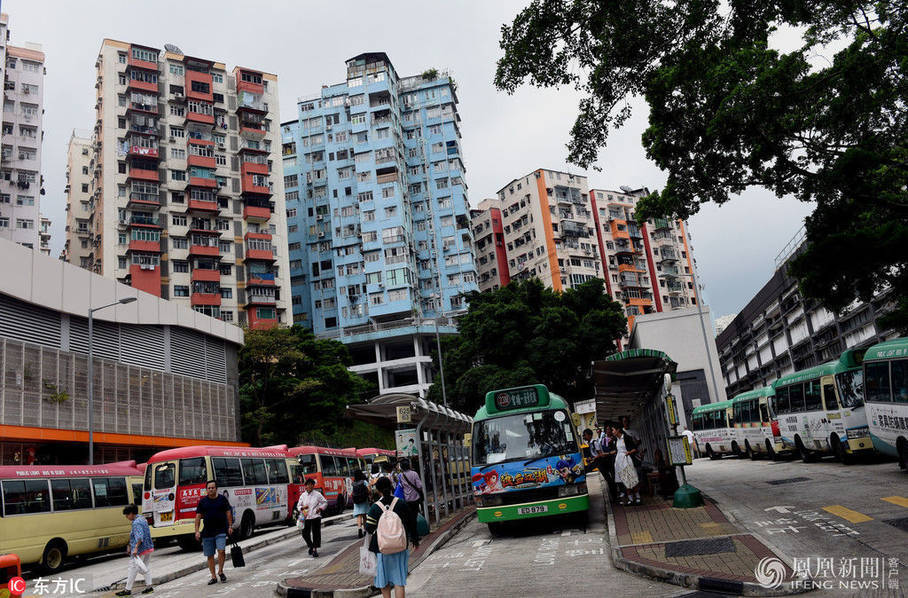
[281,53,477,396]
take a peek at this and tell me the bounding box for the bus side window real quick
[774,387,790,415]
[760,403,770,424]
[132,483,143,506]
[241,459,268,485]
[298,455,317,476]
[179,458,208,486]
[107,477,129,506]
[321,456,338,477]
[154,463,175,489]
[2,480,50,515]
[805,381,822,411]
[265,459,289,484]
[789,384,805,413]
[144,464,152,492]
[823,383,838,411]
[92,478,111,508]
[71,478,92,509]
[212,457,243,487]
[891,359,908,404]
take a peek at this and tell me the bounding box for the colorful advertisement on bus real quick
[471,454,584,495]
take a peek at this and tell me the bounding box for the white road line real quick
[561,530,571,537]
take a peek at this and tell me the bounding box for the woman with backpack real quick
[352,469,371,538]
[364,476,410,598]
[395,458,424,549]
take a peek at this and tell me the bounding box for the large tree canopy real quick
[239,326,374,446]
[496,1,908,331]
[427,278,626,414]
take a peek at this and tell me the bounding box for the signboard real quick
[396,405,412,424]
[665,394,678,426]
[667,435,692,466]
[485,384,550,413]
[395,428,419,459]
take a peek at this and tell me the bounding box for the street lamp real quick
[88,296,137,464]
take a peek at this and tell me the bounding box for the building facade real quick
[39,214,50,253]
[0,238,246,465]
[62,131,94,265]
[283,53,477,396]
[0,32,45,250]
[70,39,289,329]
[470,198,510,292]
[716,236,897,398]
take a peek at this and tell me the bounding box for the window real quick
[172,237,188,249]
[257,307,276,319]
[179,458,208,485]
[171,170,186,181]
[171,126,185,138]
[51,478,93,511]
[3,480,51,515]
[220,287,233,299]
[169,63,184,75]
[118,256,127,269]
[170,147,186,159]
[265,459,289,484]
[212,457,243,487]
[804,380,822,411]
[173,285,189,297]
[173,260,189,273]
[92,477,128,508]
[212,73,224,84]
[153,463,175,489]
[16,219,34,229]
[241,459,268,485]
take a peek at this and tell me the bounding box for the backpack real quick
[352,480,368,504]
[376,497,407,554]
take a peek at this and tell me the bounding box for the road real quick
[406,476,684,598]
[686,455,908,596]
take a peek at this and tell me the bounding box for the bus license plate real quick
[517,505,548,515]
[159,511,173,522]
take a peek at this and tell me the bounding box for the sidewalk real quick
[602,475,806,596]
[277,506,476,598]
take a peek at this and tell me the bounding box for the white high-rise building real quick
[61,130,94,266]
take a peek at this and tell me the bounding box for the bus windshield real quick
[472,409,575,466]
[836,370,864,409]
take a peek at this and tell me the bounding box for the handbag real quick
[393,478,406,501]
[400,471,425,503]
[132,555,148,574]
[358,534,377,577]
[230,536,245,568]
[416,512,430,538]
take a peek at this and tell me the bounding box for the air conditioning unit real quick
[316,215,323,221]
[168,137,175,143]
[174,92,184,98]
[218,144,225,150]
[318,232,325,238]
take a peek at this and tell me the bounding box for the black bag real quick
[352,480,369,504]
[230,537,245,568]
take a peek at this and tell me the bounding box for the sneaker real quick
[207,578,217,586]
[312,549,319,558]
[358,529,364,538]
[219,573,227,582]
[141,588,154,595]
[307,547,313,555]
[115,591,132,597]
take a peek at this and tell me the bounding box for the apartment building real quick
[470,198,509,292]
[73,40,289,328]
[284,53,478,396]
[590,187,699,332]
[0,27,45,250]
[61,131,94,265]
[39,215,50,253]
[716,230,896,398]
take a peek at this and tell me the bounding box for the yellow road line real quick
[881,496,908,508]
[631,530,654,544]
[822,505,873,523]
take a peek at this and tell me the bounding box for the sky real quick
[5,0,815,321]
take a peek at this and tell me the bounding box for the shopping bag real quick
[358,535,377,577]
[230,538,245,568]
[132,555,148,574]
[416,513,430,538]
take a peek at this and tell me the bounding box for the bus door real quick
[147,460,178,527]
[803,380,827,449]
[318,455,342,507]
[175,458,209,525]
[758,399,774,446]
[286,458,304,520]
[821,375,844,446]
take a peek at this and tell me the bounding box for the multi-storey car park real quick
[68,39,290,329]
[283,53,478,396]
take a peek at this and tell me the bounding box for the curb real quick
[601,481,809,596]
[276,509,476,598]
[103,513,355,592]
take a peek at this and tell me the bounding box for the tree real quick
[239,326,374,446]
[427,278,626,414]
[496,1,908,331]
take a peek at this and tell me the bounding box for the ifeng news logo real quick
[755,556,787,589]
[755,556,901,591]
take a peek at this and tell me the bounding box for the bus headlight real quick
[478,494,503,507]
[558,483,587,497]
[846,426,869,440]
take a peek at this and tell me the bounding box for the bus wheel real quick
[795,436,813,463]
[239,511,255,540]
[831,435,852,465]
[178,536,200,551]
[487,522,504,536]
[765,440,777,461]
[745,441,757,460]
[706,445,719,460]
[897,437,908,470]
[42,539,67,573]
[731,441,741,458]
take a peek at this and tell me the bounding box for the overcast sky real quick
[7,0,814,322]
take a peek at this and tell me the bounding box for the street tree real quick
[239,326,373,446]
[427,278,626,414]
[496,1,908,331]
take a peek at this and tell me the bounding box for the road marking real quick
[631,530,653,544]
[822,505,873,523]
[561,530,571,537]
[881,496,908,508]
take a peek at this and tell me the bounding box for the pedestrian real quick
[600,424,619,502]
[581,429,601,472]
[395,458,424,549]
[364,476,410,598]
[682,426,698,459]
[352,469,371,538]
[613,424,642,505]
[194,480,233,585]
[116,504,153,596]
[297,478,328,557]
[621,416,638,441]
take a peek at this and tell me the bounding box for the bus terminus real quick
[772,348,871,463]
[730,387,779,460]
[142,445,291,546]
[0,462,144,572]
[690,400,734,459]
[470,384,588,532]
[862,337,908,469]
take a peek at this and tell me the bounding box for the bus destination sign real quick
[494,387,539,410]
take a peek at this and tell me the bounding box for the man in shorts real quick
[194,480,233,585]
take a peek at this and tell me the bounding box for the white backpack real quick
[376,497,407,554]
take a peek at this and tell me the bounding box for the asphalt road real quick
[686,454,908,597]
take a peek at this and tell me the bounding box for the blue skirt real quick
[353,502,370,516]
[374,549,409,588]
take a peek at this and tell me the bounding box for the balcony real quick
[191,268,221,282]
[247,271,276,286]
[126,166,159,182]
[191,292,221,306]
[242,174,271,195]
[187,198,219,213]
[187,176,218,189]
[127,145,159,159]
[128,214,161,228]
[126,100,158,115]
[126,78,158,94]
[127,123,160,137]
[128,239,160,253]
[246,241,276,261]
[243,204,271,222]
[189,243,220,257]
[187,153,216,169]
[246,291,276,305]
[186,71,214,102]
[128,53,158,72]
[240,124,266,140]
[128,193,160,207]
[236,75,264,96]
[617,263,640,273]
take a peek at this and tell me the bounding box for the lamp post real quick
[88,296,137,464]
[434,316,448,409]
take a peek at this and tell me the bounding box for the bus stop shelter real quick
[347,394,473,525]
[591,348,678,469]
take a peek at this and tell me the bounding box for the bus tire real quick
[178,535,200,551]
[765,440,777,461]
[745,441,757,460]
[831,434,852,465]
[731,441,741,458]
[487,522,504,536]
[706,445,719,460]
[897,437,908,470]
[795,436,813,463]
[239,511,255,540]
[42,539,67,573]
